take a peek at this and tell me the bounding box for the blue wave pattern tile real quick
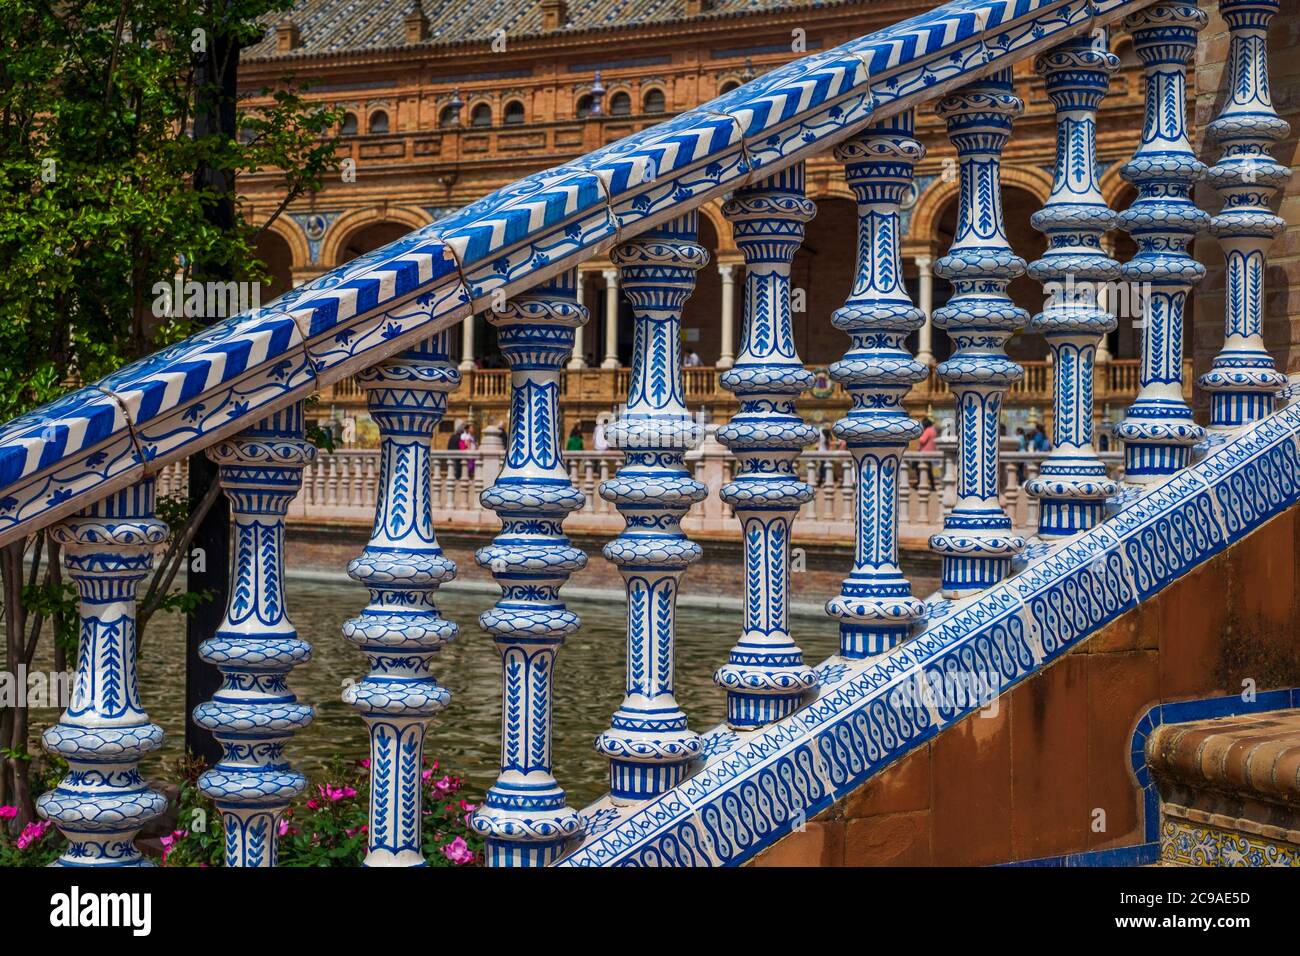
[825,112,929,658]
[1198,0,1290,427]
[714,164,819,728]
[193,402,316,867]
[557,404,1300,867]
[1023,32,1122,537]
[1114,2,1210,480]
[472,271,587,866]
[38,480,168,866]
[342,334,461,867]
[596,214,708,803]
[927,68,1028,596]
[0,0,1166,545]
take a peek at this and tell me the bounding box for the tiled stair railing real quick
[2,0,1292,866]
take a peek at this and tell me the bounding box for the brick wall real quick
[750,504,1300,866]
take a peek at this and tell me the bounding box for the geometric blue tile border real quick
[557,401,1300,866]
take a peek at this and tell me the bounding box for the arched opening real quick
[503,99,526,125]
[609,91,631,116]
[1109,183,1141,363]
[643,88,666,114]
[793,197,857,366]
[340,112,358,136]
[369,110,389,134]
[682,216,724,363]
[576,93,596,118]
[438,104,459,128]
[470,103,492,127]
[928,185,1048,366]
[719,80,741,94]
[337,220,412,267]
[252,229,294,303]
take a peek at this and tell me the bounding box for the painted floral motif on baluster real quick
[1024,32,1121,537]
[596,214,708,803]
[1198,0,1290,427]
[927,69,1028,596]
[825,112,929,658]
[342,334,461,867]
[38,480,168,866]
[472,271,587,866]
[193,402,315,867]
[1114,2,1209,479]
[714,163,819,728]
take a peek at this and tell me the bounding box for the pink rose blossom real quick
[441,836,474,865]
[16,820,51,851]
[0,806,17,820]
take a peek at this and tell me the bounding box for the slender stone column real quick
[915,255,936,366]
[1024,34,1122,538]
[714,163,819,728]
[568,272,588,369]
[718,263,737,369]
[1199,0,1290,427]
[1115,2,1209,479]
[826,112,928,658]
[472,270,587,865]
[928,69,1028,597]
[596,214,707,802]
[343,334,460,867]
[195,403,316,866]
[39,481,168,866]
[602,268,621,369]
[460,314,476,371]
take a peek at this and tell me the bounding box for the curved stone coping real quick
[557,398,1300,866]
[0,0,1154,546]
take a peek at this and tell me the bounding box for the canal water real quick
[31,577,843,808]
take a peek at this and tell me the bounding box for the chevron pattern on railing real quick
[0,0,1159,548]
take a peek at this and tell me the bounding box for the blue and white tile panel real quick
[556,396,1300,866]
[0,0,1164,547]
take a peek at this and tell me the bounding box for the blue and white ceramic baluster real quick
[194,403,316,867]
[1024,34,1122,537]
[472,272,587,866]
[595,215,707,802]
[825,114,928,658]
[343,334,460,867]
[39,482,168,866]
[1199,0,1290,427]
[714,164,819,728]
[928,69,1028,596]
[1114,2,1209,477]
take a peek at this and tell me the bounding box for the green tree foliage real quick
[0,0,343,826]
[0,0,342,418]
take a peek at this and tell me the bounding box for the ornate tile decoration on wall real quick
[556,403,1300,866]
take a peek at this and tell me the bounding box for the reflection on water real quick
[29,578,842,808]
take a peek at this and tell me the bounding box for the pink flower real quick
[0,806,17,820]
[459,800,476,812]
[306,799,319,810]
[159,829,188,862]
[16,820,51,851]
[441,836,474,865]
[278,819,291,837]
[358,758,371,770]
[422,768,433,782]
[433,775,453,793]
